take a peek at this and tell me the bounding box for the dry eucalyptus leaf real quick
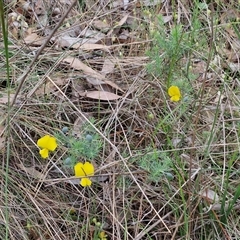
[94,83,114,93]
[56,36,85,48]
[24,32,45,46]
[56,34,105,49]
[35,76,68,96]
[78,43,110,51]
[104,80,124,92]
[79,91,121,100]
[17,163,46,180]
[85,76,105,86]
[62,57,105,81]
[78,29,105,39]
[101,58,116,76]
[93,20,110,32]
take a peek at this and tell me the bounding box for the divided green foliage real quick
[56,118,102,168]
[146,16,188,85]
[138,148,173,183]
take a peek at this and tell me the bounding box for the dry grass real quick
[1,0,240,239]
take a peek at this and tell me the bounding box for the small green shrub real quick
[138,148,173,183]
[56,118,102,168]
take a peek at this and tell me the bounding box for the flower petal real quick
[74,162,85,177]
[168,86,179,96]
[37,135,50,149]
[74,162,95,186]
[47,136,57,151]
[171,95,180,102]
[83,162,94,176]
[168,86,181,102]
[39,148,49,159]
[99,231,107,239]
[80,177,92,187]
[37,135,57,151]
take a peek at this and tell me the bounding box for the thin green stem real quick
[0,1,11,239]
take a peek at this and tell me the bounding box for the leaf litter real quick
[4,0,240,239]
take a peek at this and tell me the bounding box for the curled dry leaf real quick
[79,91,121,101]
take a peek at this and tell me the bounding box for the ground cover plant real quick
[0,0,240,239]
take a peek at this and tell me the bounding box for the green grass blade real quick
[0,1,11,239]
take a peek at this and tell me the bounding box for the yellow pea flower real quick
[99,231,107,240]
[168,86,181,102]
[74,162,94,187]
[37,135,57,159]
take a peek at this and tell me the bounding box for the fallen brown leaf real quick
[17,163,46,180]
[62,57,105,81]
[101,58,115,76]
[93,20,110,32]
[79,90,121,100]
[24,32,45,46]
[35,76,68,96]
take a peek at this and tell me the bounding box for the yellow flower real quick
[99,231,107,240]
[37,135,57,159]
[168,86,181,102]
[74,162,94,187]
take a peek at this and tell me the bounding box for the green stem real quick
[0,1,11,239]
